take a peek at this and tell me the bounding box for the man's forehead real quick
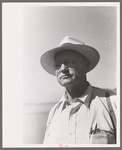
[54,50,86,61]
[56,50,79,55]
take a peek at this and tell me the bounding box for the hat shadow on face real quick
[54,50,90,73]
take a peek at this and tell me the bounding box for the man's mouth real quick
[60,75,69,79]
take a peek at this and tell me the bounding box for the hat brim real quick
[40,44,100,75]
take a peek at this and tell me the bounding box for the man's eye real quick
[55,64,61,70]
[66,61,74,65]
[67,61,72,63]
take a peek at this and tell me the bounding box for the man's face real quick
[54,50,89,87]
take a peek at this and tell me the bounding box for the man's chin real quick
[59,81,73,87]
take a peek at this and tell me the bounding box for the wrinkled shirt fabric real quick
[43,84,117,144]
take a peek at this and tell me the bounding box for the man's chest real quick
[48,99,114,144]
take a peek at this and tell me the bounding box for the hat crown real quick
[59,36,85,46]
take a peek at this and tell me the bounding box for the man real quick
[41,36,117,144]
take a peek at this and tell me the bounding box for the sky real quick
[2,3,120,147]
[23,4,118,104]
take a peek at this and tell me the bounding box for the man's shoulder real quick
[91,86,117,107]
[48,100,63,116]
[92,86,117,97]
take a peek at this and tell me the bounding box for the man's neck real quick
[66,81,89,104]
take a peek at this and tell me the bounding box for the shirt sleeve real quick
[43,104,57,144]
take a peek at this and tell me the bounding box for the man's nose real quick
[59,64,68,72]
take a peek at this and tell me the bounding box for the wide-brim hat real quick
[40,36,100,75]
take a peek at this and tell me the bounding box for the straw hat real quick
[41,36,100,75]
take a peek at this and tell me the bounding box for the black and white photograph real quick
[2,2,120,148]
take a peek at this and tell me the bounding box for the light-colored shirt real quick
[43,84,117,144]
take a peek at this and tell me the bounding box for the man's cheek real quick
[69,70,77,77]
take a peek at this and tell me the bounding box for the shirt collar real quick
[78,83,93,107]
[60,83,93,108]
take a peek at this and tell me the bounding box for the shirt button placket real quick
[69,114,73,143]
[69,105,76,144]
[72,113,76,144]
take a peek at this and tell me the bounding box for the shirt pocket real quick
[89,130,116,144]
